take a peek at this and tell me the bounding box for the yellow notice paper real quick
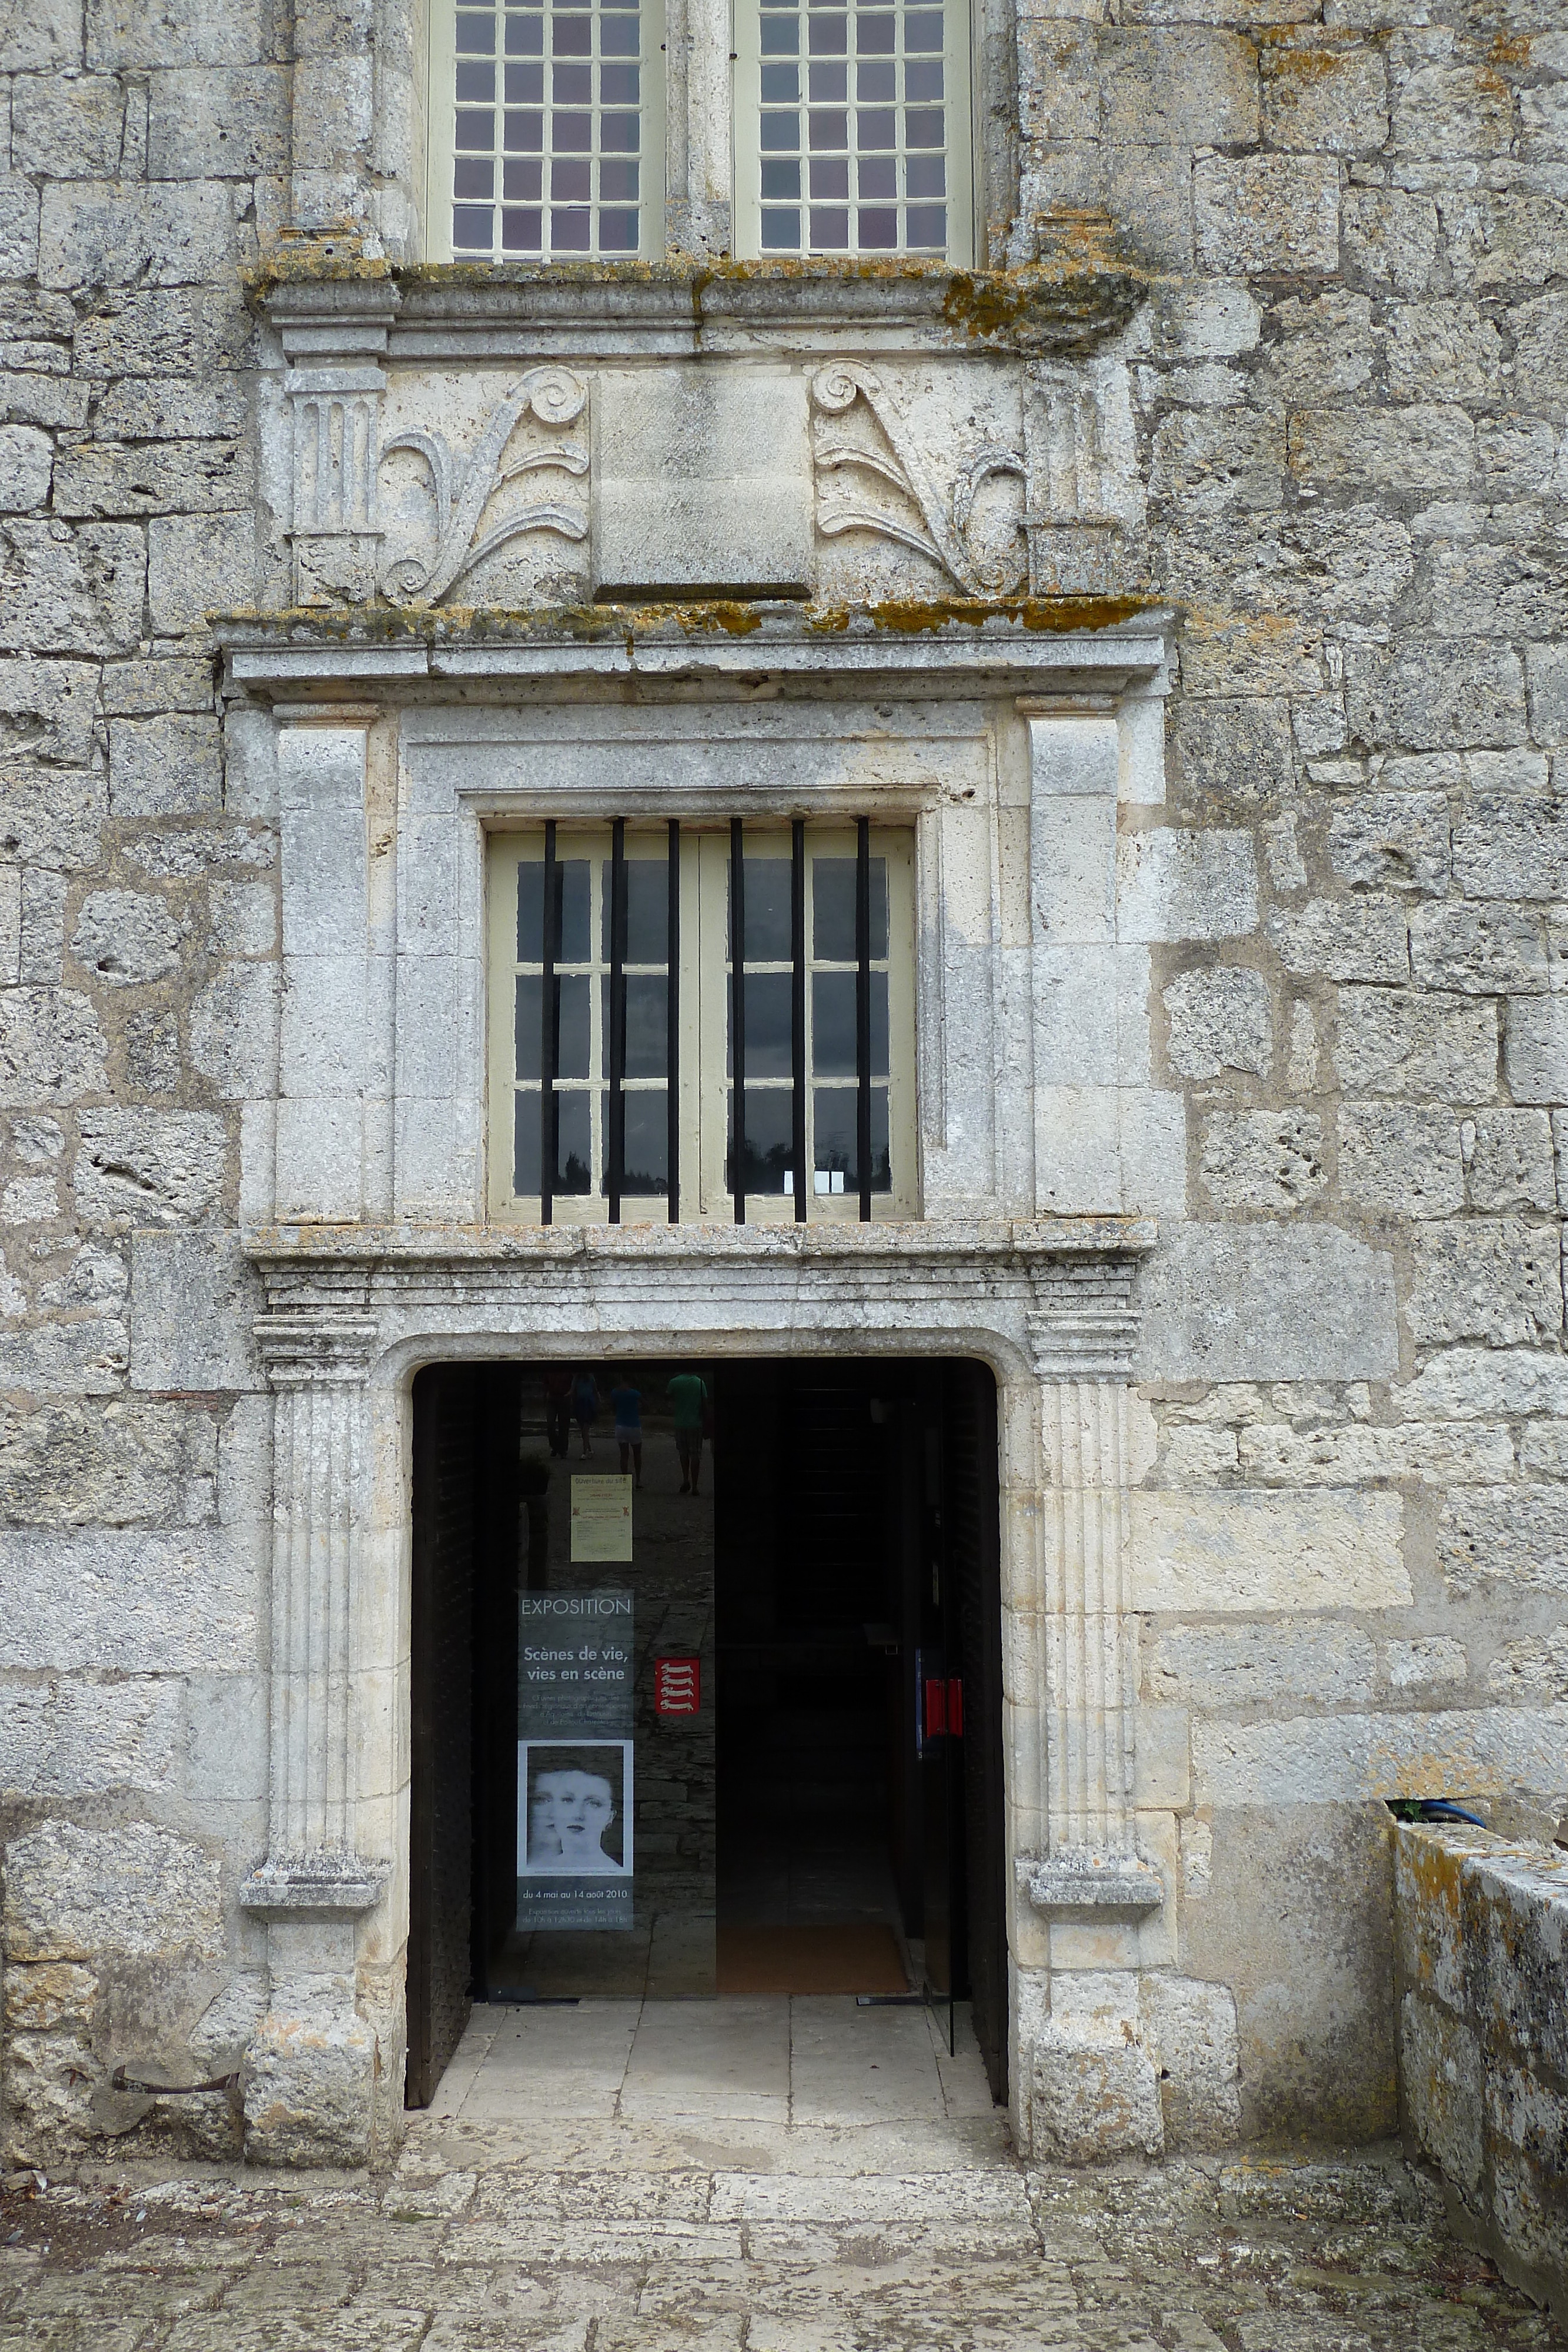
[570,1475,634,1563]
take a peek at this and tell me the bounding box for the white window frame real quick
[425,0,974,263]
[485,821,918,1225]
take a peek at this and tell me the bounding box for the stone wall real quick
[1395,1818,1568,2319]
[0,0,1562,2169]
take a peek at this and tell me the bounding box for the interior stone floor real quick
[2,1996,1563,2350]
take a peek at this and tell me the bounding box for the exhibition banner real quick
[517,1589,634,1929]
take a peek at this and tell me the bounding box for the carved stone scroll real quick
[810,363,1027,596]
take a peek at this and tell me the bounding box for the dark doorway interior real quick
[406,1354,1007,2112]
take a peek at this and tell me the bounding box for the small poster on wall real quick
[517,1589,634,1930]
[570,1475,634,1562]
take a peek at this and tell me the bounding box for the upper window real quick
[429,0,972,263]
[485,820,918,1224]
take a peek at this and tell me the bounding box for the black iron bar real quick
[791,817,807,1224]
[856,815,871,1223]
[731,816,746,1224]
[667,819,680,1223]
[608,817,627,1222]
[541,821,557,1225]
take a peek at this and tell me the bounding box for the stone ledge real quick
[243,1215,1156,1269]
[240,1859,389,1919]
[1018,1852,1165,1913]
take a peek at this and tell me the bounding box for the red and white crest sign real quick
[654,1656,700,1716]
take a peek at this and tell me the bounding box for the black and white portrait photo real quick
[517,1740,633,1877]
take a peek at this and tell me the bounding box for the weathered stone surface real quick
[1487,1629,1568,1703]
[4,1821,222,1963]
[147,508,258,633]
[128,1232,263,1393]
[1146,1619,1376,1710]
[0,987,108,1105]
[1289,405,1474,494]
[1239,1417,1512,1487]
[0,519,145,655]
[1169,696,1293,808]
[0,1524,256,1671]
[37,180,236,292]
[0,1675,182,1797]
[0,1394,202,1524]
[74,1109,228,1228]
[1333,988,1497,1102]
[70,889,185,987]
[1454,799,1568,901]
[243,1976,379,2169]
[190,962,279,1100]
[1193,155,1340,273]
[1467,1111,1557,1214]
[1140,1222,1399,1379]
[1269,894,1409,983]
[0,426,53,514]
[1196,1708,1568,1806]
[1346,644,1527,752]
[1328,793,1451,897]
[1339,1102,1463,1215]
[1408,1220,1563,1347]
[1440,1487,1568,1598]
[1505,997,1568,1107]
[1200,1108,1326,1211]
[1163,965,1272,1078]
[108,714,223,817]
[1117,828,1258,942]
[1409,902,1547,997]
[1132,1488,1410,1613]
[0,0,81,71]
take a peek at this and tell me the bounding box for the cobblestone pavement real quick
[1,1997,1562,2350]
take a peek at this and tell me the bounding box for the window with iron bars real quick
[429,0,972,263]
[486,821,917,1222]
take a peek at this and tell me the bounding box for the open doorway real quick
[406,1356,1006,2110]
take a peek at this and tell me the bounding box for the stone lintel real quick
[1018,1853,1164,1913]
[240,1859,388,1918]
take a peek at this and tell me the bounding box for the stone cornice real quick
[216,602,1172,701]
[248,250,1162,362]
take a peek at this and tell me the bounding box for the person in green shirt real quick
[666,1370,709,1496]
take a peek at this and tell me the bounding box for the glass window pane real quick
[514,1088,541,1195]
[556,1091,593,1193]
[905,56,943,99]
[907,202,945,248]
[556,861,591,963]
[810,155,848,197]
[855,58,894,98]
[857,106,895,146]
[730,971,792,1078]
[553,154,592,197]
[813,1085,890,1191]
[517,861,544,961]
[858,204,897,247]
[728,1087,794,1193]
[454,106,496,145]
[761,159,801,198]
[761,11,800,50]
[906,151,944,197]
[502,203,544,247]
[857,9,894,47]
[807,11,846,50]
[601,974,669,1078]
[453,203,494,247]
[808,205,850,248]
[457,59,497,98]
[626,861,670,961]
[858,153,895,199]
[553,11,592,48]
[506,58,544,98]
[605,1090,670,1193]
[553,974,591,1078]
[761,206,801,246]
[457,9,496,49]
[730,856,791,961]
[810,969,887,1078]
[762,61,801,98]
[905,8,943,44]
[504,154,543,195]
[597,205,639,248]
[809,59,846,98]
[808,106,848,146]
[516,973,543,1080]
[812,857,887,961]
[504,11,544,49]
[553,57,591,98]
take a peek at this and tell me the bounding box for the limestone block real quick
[1402,1993,1486,2199]
[1200,1108,1326,1211]
[1445,191,1568,293]
[1116,828,1258,943]
[1193,155,1340,275]
[1132,1488,1409,1613]
[5,2028,103,2159]
[1402,1346,1568,1420]
[592,368,812,598]
[1268,896,1409,983]
[0,372,89,431]
[127,1009,179,1093]
[1289,405,1473,493]
[4,1963,97,2034]
[0,0,82,71]
[0,1674,181,1796]
[4,1819,222,1962]
[1163,966,1272,1079]
[0,176,41,278]
[86,0,266,66]
[1328,793,1451,898]
[0,1315,127,1392]
[1239,1418,1512,1487]
[99,655,218,718]
[0,657,99,766]
[0,426,52,515]
[243,1975,378,2168]
[1487,1630,1568,1703]
[1146,1619,1376,1712]
[54,437,252,521]
[0,986,108,1104]
[0,1392,198,1523]
[1439,1488,1568,1598]
[1346,643,1526,752]
[1410,902,1547,997]
[1262,813,1307,893]
[37,180,236,290]
[1149,408,1284,517]
[1387,1637,1469,1692]
[1338,1102,1463,1216]
[0,1525,257,1671]
[1155,282,1261,362]
[146,66,290,177]
[98,377,248,443]
[73,289,257,382]
[70,888,184,985]
[108,713,222,817]
[1470,1853,1568,2085]
[1512,296,1568,410]
[1142,1975,1241,2151]
[1262,31,1387,151]
[190,963,280,1101]
[1256,290,1377,406]
[37,1241,126,1308]
[1333,987,1497,1101]
[11,72,125,177]
[129,1230,263,1392]
[1387,301,1505,403]
[1408,1219,1562,1347]
[1100,28,1258,144]
[0,520,145,656]
[1343,186,1437,293]
[1195,1708,1568,1807]
[1169,697,1292,810]
[1139,1222,1398,1381]
[74,1107,228,1228]
[208,882,276,959]
[2,1172,54,1221]
[126,823,273,880]
[1467,1110,1557,1212]
[1505,998,1568,1106]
